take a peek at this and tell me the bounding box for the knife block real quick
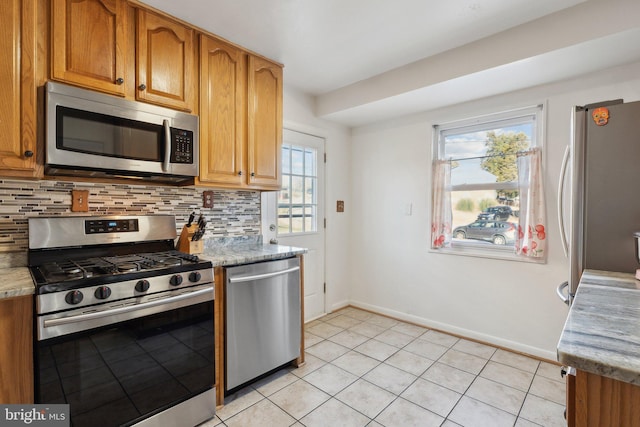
[177,224,204,254]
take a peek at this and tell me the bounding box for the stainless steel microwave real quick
[45,82,199,184]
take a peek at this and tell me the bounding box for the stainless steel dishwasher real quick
[225,257,301,392]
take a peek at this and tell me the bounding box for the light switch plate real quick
[71,190,89,212]
[337,200,344,212]
[404,203,413,216]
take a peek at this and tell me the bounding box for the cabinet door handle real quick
[238,171,242,176]
[138,84,147,91]
[251,172,255,177]
[115,77,124,85]
[24,150,33,158]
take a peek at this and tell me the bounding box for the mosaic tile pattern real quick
[0,179,261,252]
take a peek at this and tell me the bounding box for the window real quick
[431,105,546,259]
[278,144,318,234]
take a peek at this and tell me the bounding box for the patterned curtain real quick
[431,160,452,249]
[515,148,546,258]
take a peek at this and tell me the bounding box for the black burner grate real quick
[32,250,200,287]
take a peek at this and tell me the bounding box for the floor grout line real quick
[208,307,565,427]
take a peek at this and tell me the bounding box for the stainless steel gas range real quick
[29,215,215,427]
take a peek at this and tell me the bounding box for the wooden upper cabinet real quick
[247,55,282,189]
[51,0,127,96]
[199,35,246,186]
[0,0,37,176]
[198,37,283,190]
[136,10,196,112]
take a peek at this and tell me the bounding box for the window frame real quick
[431,104,546,262]
[277,143,319,236]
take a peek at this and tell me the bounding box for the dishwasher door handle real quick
[229,266,300,284]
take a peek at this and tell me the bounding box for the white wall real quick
[282,86,352,313]
[348,60,640,361]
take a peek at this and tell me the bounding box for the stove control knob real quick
[170,275,183,286]
[135,280,150,292]
[189,272,202,282]
[65,290,84,305]
[94,286,112,300]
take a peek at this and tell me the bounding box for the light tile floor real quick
[200,307,566,427]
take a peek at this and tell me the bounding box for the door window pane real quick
[305,206,316,232]
[305,149,315,175]
[282,145,291,174]
[305,177,316,204]
[291,207,304,233]
[278,206,290,234]
[291,176,304,204]
[279,175,291,204]
[291,147,304,175]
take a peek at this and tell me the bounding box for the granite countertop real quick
[557,269,640,385]
[0,267,35,299]
[199,243,307,267]
[0,243,307,301]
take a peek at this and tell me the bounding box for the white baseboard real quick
[348,300,557,362]
[304,300,351,324]
[329,300,350,313]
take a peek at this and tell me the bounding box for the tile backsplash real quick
[0,179,261,253]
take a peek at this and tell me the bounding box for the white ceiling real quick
[139,0,640,126]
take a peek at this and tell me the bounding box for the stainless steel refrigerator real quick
[557,99,640,305]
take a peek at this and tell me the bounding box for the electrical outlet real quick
[71,190,89,212]
[203,191,214,208]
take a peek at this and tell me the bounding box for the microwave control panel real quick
[170,128,194,164]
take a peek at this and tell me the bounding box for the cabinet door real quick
[51,0,127,96]
[575,369,640,426]
[199,35,246,186]
[247,56,282,188]
[136,10,196,112]
[566,370,575,427]
[0,0,37,176]
[0,295,33,403]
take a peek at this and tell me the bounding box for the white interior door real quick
[275,129,325,322]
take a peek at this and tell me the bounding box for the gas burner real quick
[116,262,140,272]
[47,271,85,282]
[147,254,182,267]
[37,260,97,282]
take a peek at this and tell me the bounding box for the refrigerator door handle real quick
[557,281,572,306]
[557,145,570,258]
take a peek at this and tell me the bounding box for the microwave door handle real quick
[163,119,171,172]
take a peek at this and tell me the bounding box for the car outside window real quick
[432,105,544,258]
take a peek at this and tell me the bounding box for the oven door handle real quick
[43,287,213,329]
[228,266,300,284]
